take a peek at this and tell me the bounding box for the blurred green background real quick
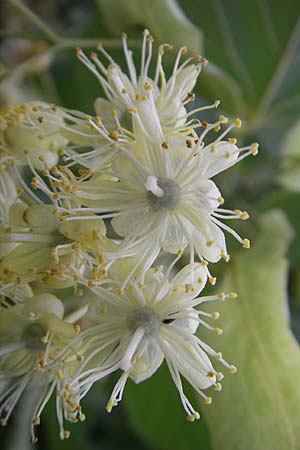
[1,1,300,449]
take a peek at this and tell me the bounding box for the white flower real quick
[67,262,237,421]
[77,29,208,134]
[0,103,68,170]
[67,110,257,286]
[0,292,81,442]
[0,169,108,290]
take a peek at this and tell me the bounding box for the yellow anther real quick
[144,81,152,90]
[73,324,81,333]
[206,240,214,247]
[235,118,242,127]
[79,413,86,422]
[215,327,223,335]
[218,196,224,205]
[216,372,224,381]
[201,260,208,266]
[214,382,222,391]
[218,292,225,300]
[251,142,259,155]
[32,417,40,425]
[210,144,216,153]
[121,88,128,94]
[99,306,108,314]
[111,109,118,117]
[177,248,183,256]
[197,277,202,284]
[204,396,212,405]
[212,311,220,320]
[207,371,215,378]
[215,352,223,360]
[77,355,85,363]
[214,100,220,108]
[209,276,216,286]
[40,335,48,344]
[225,151,231,159]
[117,289,124,296]
[219,115,229,124]
[229,292,238,299]
[161,141,169,149]
[128,107,137,113]
[242,238,250,249]
[229,365,238,374]
[221,250,230,262]
[228,137,237,145]
[57,369,64,380]
[75,288,84,297]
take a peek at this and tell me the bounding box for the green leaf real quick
[180,0,300,135]
[125,364,212,450]
[96,0,202,54]
[277,118,300,191]
[200,210,300,450]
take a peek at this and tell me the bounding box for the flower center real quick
[145,176,181,212]
[127,306,160,338]
[22,322,47,352]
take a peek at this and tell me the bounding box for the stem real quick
[9,0,60,43]
[0,38,141,83]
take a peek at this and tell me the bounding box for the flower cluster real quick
[0,30,257,441]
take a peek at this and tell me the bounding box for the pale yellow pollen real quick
[57,369,64,380]
[106,399,118,413]
[215,327,223,335]
[234,209,250,220]
[235,118,242,127]
[212,311,220,320]
[215,352,223,360]
[209,276,217,286]
[219,115,229,124]
[204,396,212,405]
[214,383,222,391]
[144,81,152,90]
[186,412,200,422]
[221,250,230,262]
[216,372,224,381]
[242,238,250,249]
[229,365,238,374]
[228,137,237,145]
[218,196,224,205]
[251,142,259,155]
